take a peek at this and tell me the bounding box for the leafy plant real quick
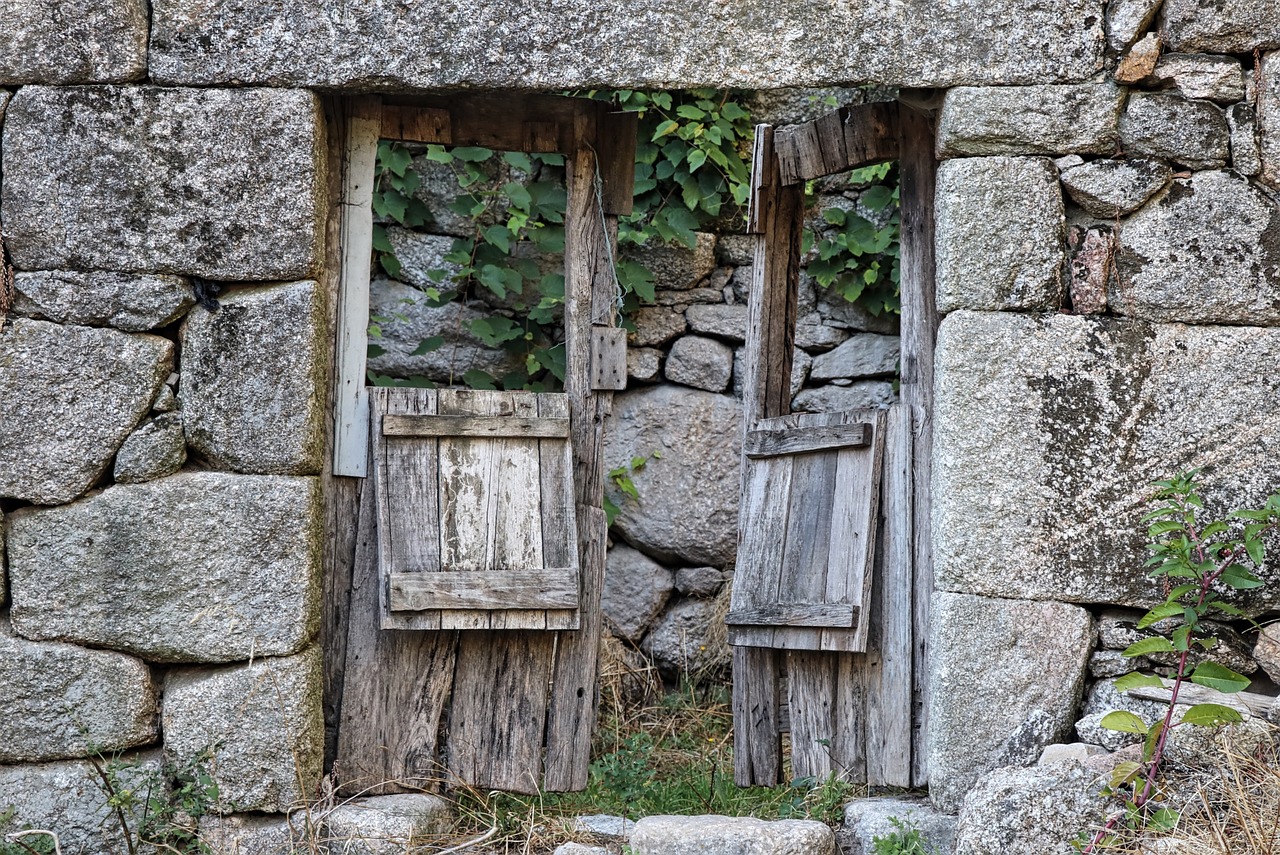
[0,807,56,855]
[604,451,661,525]
[804,162,901,316]
[1080,471,1280,852]
[871,816,940,855]
[90,748,221,855]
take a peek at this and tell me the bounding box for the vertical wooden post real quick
[896,100,939,788]
[543,103,617,791]
[732,125,805,786]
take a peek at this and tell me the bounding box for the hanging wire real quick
[583,141,626,324]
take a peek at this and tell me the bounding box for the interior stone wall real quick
[0,1,1278,851]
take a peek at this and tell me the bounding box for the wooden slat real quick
[331,96,380,478]
[595,103,639,216]
[732,646,783,785]
[833,653,868,781]
[774,102,900,185]
[377,388,443,631]
[787,650,837,781]
[382,414,570,439]
[727,604,855,627]
[379,93,581,152]
[774,428,839,650]
[380,104,452,145]
[537,394,580,632]
[589,326,628,391]
[863,404,914,786]
[390,569,578,612]
[898,101,938,789]
[744,422,871,458]
[543,105,614,791]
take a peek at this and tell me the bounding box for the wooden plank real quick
[774,102,900,185]
[732,646,783,785]
[744,422,872,458]
[898,100,939,789]
[543,104,614,791]
[538,394,580,632]
[589,326,628,391]
[380,104,452,144]
[863,404,914,786]
[332,95,380,478]
[380,93,580,153]
[594,103,639,216]
[774,430,839,651]
[390,569,578,611]
[1128,678,1273,717]
[333,448,459,795]
[448,630,555,794]
[787,650,837,781]
[382,414,571,439]
[833,653,868,781]
[729,453,794,647]
[726,604,855,627]
[377,388,443,631]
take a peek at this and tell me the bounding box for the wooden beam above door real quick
[773,101,900,185]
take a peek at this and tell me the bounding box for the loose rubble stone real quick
[0,90,9,122]
[1115,33,1162,84]
[1162,704,1272,766]
[1097,608,1258,675]
[323,794,452,854]
[603,544,675,643]
[934,311,1280,609]
[1113,171,1280,325]
[0,1,147,84]
[0,753,164,855]
[1254,623,1280,682]
[815,290,899,334]
[953,762,1106,855]
[1067,226,1113,314]
[574,814,636,840]
[794,318,850,351]
[1261,54,1280,189]
[675,566,728,597]
[1120,92,1230,169]
[627,347,663,382]
[6,471,321,662]
[165,647,323,813]
[641,589,732,679]
[151,384,178,414]
[3,86,324,279]
[1106,0,1163,51]
[1039,743,1107,765]
[1161,0,1280,53]
[148,0,1104,90]
[1228,103,1261,176]
[718,235,754,266]
[366,279,523,382]
[654,288,723,307]
[792,382,895,413]
[1150,53,1246,103]
[114,413,187,484]
[199,814,307,855]
[0,319,172,505]
[810,334,899,380]
[666,335,734,392]
[555,845,610,855]
[605,386,741,568]
[935,157,1065,313]
[632,815,835,855]
[936,85,1121,157]
[685,304,748,342]
[0,625,156,762]
[1089,649,1147,678]
[181,281,327,475]
[928,592,1093,812]
[842,797,956,855]
[12,272,194,332]
[733,348,810,400]
[624,234,718,290]
[1060,158,1171,217]
[0,510,5,604]
[629,306,688,348]
[1075,677,1168,750]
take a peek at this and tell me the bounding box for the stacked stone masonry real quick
[0,0,1277,850]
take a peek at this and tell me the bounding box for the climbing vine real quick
[368,89,902,391]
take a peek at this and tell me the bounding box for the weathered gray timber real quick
[148,0,1104,89]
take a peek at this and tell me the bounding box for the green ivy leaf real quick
[451,146,494,162]
[1190,662,1250,694]
[652,120,680,140]
[410,336,444,356]
[1179,703,1244,727]
[1122,637,1177,657]
[1112,672,1165,693]
[1100,710,1149,734]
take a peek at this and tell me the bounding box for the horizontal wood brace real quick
[388,569,580,612]
[744,422,872,458]
[382,414,571,439]
[774,102,900,186]
[726,603,857,628]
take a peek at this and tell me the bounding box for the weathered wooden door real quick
[730,100,938,788]
[325,94,635,795]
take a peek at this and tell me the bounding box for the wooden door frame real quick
[732,96,938,787]
[319,92,635,793]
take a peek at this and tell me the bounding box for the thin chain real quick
[583,142,625,322]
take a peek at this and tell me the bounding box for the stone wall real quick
[0,1,1278,849]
